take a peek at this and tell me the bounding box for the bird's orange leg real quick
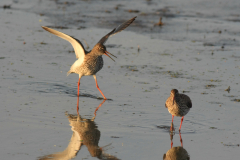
[77,78,80,97]
[170,115,174,131]
[179,116,184,132]
[77,78,81,113]
[93,75,107,100]
[179,132,183,147]
[169,133,174,148]
[77,95,79,114]
[94,100,106,117]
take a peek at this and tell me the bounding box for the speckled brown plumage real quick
[68,49,104,76]
[165,89,192,131]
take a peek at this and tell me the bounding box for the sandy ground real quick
[0,0,240,159]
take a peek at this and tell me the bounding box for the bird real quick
[165,89,192,132]
[42,17,136,100]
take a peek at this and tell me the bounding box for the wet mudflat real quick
[0,0,240,159]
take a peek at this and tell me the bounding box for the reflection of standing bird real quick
[38,101,119,160]
[37,113,100,160]
[165,89,192,132]
[42,17,136,100]
[164,132,190,160]
[163,146,190,160]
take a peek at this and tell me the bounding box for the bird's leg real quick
[94,99,106,117]
[170,115,174,131]
[93,75,107,100]
[169,133,174,148]
[179,132,183,147]
[179,116,184,132]
[77,77,81,113]
[77,94,79,114]
[77,78,81,97]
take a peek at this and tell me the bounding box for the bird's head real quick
[170,89,179,105]
[93,43,117,61]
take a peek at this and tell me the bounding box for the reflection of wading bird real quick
[38,100,119,160]
[165,89,192,132]
[42,17,136,100]
[163,132,190,160]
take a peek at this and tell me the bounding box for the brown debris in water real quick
[225,86,230,93]
[232,99,240,102]
[127,9,140,13]
[154,17,164,26]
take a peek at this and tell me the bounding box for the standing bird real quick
[42,17,136,100]
[165,89,192,132]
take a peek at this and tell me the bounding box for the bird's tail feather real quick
[67,71,71,76]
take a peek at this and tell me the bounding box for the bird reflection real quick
[38,100,119,160]
[163,128,190,160]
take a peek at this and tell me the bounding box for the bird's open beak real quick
[104,51,117,62]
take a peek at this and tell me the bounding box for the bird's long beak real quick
[104,51,117,62]
[172,96,175,105]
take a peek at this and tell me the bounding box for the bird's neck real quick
[174,95,180,102]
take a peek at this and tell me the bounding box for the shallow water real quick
[0,0,240,159]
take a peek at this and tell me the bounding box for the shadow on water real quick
[156,122,196,134]
[27,82,111,100]
[163,132,190,160]
[37,100,119,160]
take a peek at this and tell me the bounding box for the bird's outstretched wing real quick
[42,26,86,60]
[97,16,137,45]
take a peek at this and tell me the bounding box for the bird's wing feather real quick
[187,99,192,108]
[42,26,86,60]
[97,16,136,44]
[180,94,192,108]
[97,28,116,45]
[187,101,192,108]
[185,95,192,108]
